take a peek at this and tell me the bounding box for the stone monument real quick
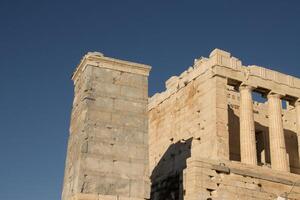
[62,49,300,200]
[61,52,151,200]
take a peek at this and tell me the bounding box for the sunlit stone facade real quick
[62,49,300,200]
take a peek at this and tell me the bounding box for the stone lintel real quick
[72,52,152,83]
[208,49,300,98]
[212,65,300,99]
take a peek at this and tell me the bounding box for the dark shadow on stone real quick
[228,105,240,161]
[254,122,271,165]
[284,129,300,174]
[150,138,192,200]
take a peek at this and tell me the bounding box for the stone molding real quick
[72,52,151,84]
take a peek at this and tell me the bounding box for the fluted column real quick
[295,100,300,164]
[239,85,257,165]
[267,93,289,172]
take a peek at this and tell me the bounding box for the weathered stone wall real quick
[62,53,151,200]
[148,52,230,199]
[184,158,300,200]
[62,63,92,200]
[148,49,300,199]
[62,49,300,200]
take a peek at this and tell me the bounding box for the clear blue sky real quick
[0,1,299,199]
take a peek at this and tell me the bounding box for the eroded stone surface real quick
[148,49,300,199]
[62,53,151,200]
[63,49,300,200]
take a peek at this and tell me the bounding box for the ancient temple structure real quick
[62,49,300,200]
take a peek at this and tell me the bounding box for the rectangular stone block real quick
[120,85,146,100]
[115,72,147,88]
[93,82,121,98]
[112,113,145,128]
[114,99,146,114]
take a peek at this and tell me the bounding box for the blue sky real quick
[0,0,300,199]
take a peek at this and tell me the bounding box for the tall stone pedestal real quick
[61,52,151,200]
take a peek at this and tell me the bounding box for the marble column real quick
[267,93,289,172]
[239,85,257,165]
[295,100,300,165]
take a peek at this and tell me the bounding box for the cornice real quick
[72,52,151,83]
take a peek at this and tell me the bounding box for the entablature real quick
[149,48,300,110]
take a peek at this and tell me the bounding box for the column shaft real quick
[268,93,289,172]
[239,85,257,165]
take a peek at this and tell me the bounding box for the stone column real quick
[239,85,257,165]
[295,100,300,164]
[267,93,289,172]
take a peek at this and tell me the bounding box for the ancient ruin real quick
[61,52,151,200]
[62,49,300,200]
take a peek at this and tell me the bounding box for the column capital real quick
[239,83,255,91]
[295,99,300,106]
[267,92,284,99]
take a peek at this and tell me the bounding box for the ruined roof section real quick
[72,52,152,83]
[149,48,300,110]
